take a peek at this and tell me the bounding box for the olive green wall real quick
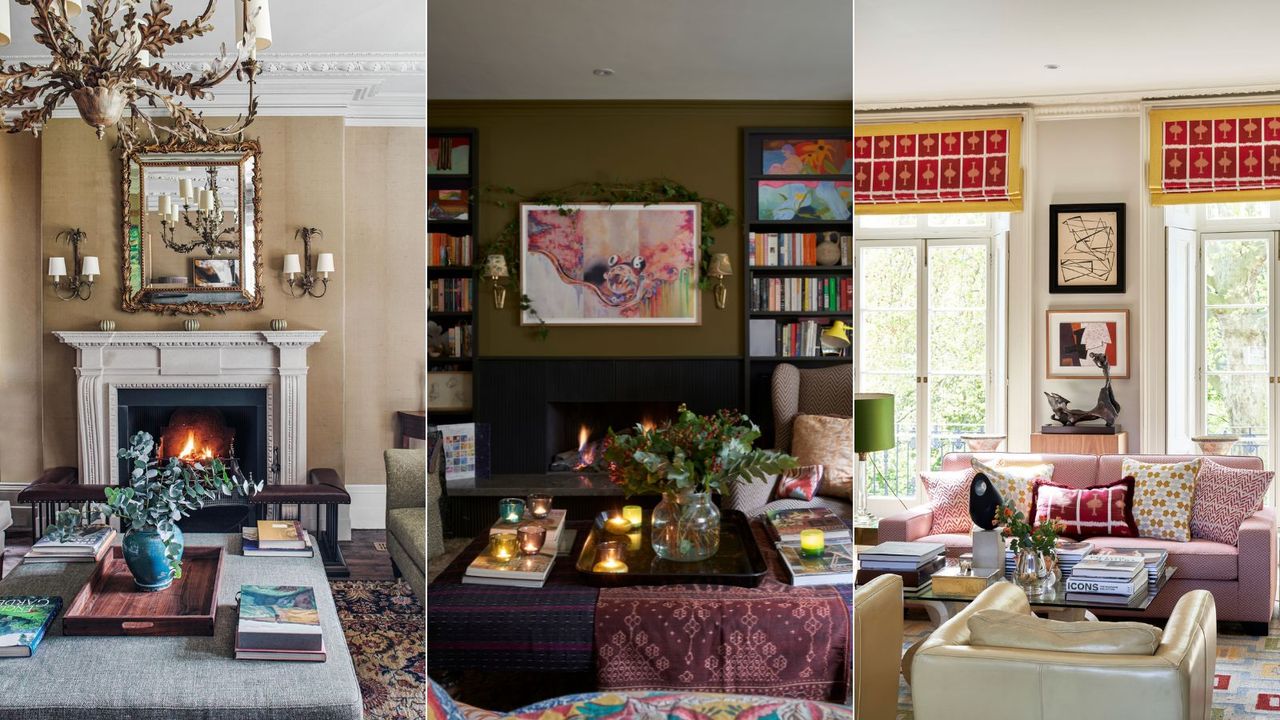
[428,101,851,357]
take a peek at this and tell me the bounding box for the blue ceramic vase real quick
[122,527,184,592]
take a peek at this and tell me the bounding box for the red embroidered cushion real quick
[920,469,975,534]
[775,465,824,501]
[1031,477,1139,540]
[1190,459,1274,545]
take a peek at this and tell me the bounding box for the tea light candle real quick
[622,505,643,529]
[626,531,643,553]
[527,493,553,520]
[799,529,825,558]
[488,532,519,561]
[604,514,632,535]
[517,524,547,555]
[498,498,525,524]
[592,540,628,573]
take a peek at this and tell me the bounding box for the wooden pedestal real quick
[1030,431,1128,455]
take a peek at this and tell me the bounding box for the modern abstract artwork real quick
[762,139,853,175]
[1049,203,1125,293]
[757,180,852,221]
[428,135,470,175]
[429,189,469,221]
[191,258,239,287]
[1046,308,1130,378]
[520,203,701,325]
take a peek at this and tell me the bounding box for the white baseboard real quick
[0,482,30,532]
[344,484,387,539]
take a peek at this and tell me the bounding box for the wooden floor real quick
[3,528,396,581]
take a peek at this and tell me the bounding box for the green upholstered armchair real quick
[384,449,430,599]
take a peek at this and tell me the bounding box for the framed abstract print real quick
[1049,203,1125,293]
[519,202,701,326]
[1046,308,1130,379]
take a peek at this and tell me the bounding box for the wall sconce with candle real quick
[483,254,509,309]
[48,228,98,301]
[284,227,335,298]
[707,253,732,309]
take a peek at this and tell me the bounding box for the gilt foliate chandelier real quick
[0,0,271,145]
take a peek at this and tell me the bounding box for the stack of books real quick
[1095,548,1168,593]
[235,585,326,662]
[242,523,315,558]
[1064,554,1149,605]
[0,596,62,658]
[764,507,851,543]
[856,542,947,592]
[777,540,854,587]
[461,509,567,588]
[24,526,115,564]
[1053,541,1095,577]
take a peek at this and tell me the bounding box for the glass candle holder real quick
[517,523,547,555]
[498,498,526,524]
[799,529,825,558]
[488,532,519,561]
[622,504,643,529]
[592,540,628,573]
[604,514,632,535]
[527,493,553,520]
[626,530,643,553]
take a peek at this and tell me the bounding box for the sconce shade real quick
[316,253,335,273]
[821,320,852,349]
[238,0,273,51]
[282,254,302,275]
[855,393,895,455]
[63,0,83,17]
[48,257,67,277]
[81,256,100,278]
[0,1,9,46]
[484,254,510,279]
[708,253,733,277]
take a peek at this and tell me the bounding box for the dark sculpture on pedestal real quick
[1044,352,1121,428]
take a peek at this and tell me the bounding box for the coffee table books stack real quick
[235,585,326,662]
[997,540,1094,580]
[1094,548,1169,594]
[855,541,946,592]
[241,526,316,558]
[24,526,115,564]
[490,509,568,548]
[1064,554,1149,605]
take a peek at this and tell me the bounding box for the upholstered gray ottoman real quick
[0,533,363,720]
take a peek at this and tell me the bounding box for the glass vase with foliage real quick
[49,431,261,591]
[993,502,1063,594]
[602,405,796,561]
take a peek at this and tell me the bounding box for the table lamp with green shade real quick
[854,393,895,524]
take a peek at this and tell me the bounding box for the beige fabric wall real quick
[343,126,426,485]
[0,135,43,484]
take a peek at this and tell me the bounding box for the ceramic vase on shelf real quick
[1191,435,1239,455]
[815,234,841,266]
[650,490,720,561]
[1013,548,1057,597]
[121,526,184,592]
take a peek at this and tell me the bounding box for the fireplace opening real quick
[547,401,679,472]
[118,388,268,532]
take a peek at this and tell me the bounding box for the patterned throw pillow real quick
[1124,458,1201,542]
[1031,477,1139,539]
[971,459,1053,519]
[920,469,976,534]
[791,414,853,499]
[774,465,825,501]
[1190,459,1274,545]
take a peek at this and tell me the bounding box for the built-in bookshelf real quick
[742,128,854,444]
[428,128,478,417]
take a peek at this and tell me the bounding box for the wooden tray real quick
[63,546,224,636]
[575,509,768,588]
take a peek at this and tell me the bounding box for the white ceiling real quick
[428,0,852,100]
[2,0,425,123]
[856,0,1280,108]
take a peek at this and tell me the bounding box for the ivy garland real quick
[478,179,735,339]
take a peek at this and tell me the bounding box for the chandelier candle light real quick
[0,0,272,144]
[159,167,238,255]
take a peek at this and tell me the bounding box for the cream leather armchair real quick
[854,574,903,720]
[912,583,1217,720]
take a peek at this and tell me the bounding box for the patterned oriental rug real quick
[331,580,427,720]
[895,614,1280,719]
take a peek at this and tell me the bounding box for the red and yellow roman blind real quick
[854,116,1023,214]
[1150,104,1280,205]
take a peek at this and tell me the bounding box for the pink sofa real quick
[879,453,1277,634]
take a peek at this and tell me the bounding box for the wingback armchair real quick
[385,449,429,599]
[724,363,852,516]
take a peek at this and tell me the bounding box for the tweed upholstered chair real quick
[385,449,429,599]
[724,363,853,517]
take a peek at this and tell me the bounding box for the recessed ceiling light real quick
[1044,63,1061,70]
[593,68,615,77]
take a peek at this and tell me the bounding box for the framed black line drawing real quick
[1049,203,1125,294]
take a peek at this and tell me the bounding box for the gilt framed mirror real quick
[122,140,263,314]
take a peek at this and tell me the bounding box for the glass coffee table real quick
[905,567,1176,624]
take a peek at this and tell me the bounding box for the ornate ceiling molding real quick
[857,84,1280,116]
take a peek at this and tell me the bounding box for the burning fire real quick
[577,425,598,469]
[640,416,656,432]
[175,430,215,462]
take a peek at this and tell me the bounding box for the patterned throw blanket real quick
[594,522,851,702]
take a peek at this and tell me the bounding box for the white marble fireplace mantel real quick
[54,331,325,487]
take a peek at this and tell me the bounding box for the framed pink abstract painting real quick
[519,203,701,326]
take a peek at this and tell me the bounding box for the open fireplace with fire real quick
[547,401,679,472]
[117,388,269,532]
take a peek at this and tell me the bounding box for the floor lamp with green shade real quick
[854,393,895,524]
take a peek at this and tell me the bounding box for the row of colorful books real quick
[747,231,852,267]
[428,232,473,267]
[749,276,853,313]
[764,507,853,587]
[429,278,474,312]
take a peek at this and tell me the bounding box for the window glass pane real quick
[1205,373,1269,460]
[859,245,916,308]
[858,214,917,229]
[1204,237,1268,306]
[861,311,917,371]
[1205,203,1270,220]
[1205,308,1268,371]
[929,374,986,469]
[927,213,988,227]
[860,372,917,498]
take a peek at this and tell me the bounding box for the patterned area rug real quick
[332,580,426,720]
[894,614,1280,719]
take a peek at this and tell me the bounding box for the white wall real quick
[1031,116,1145,450]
